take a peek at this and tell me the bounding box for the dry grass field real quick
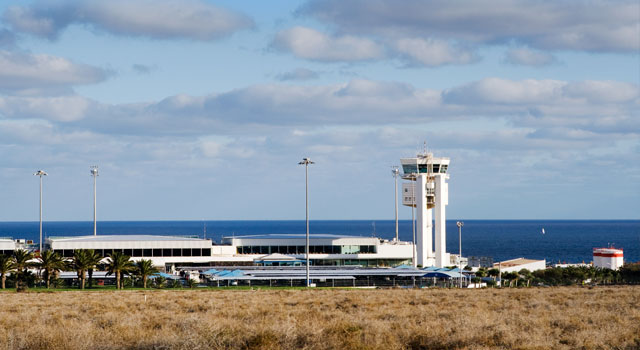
[0,286,639,350]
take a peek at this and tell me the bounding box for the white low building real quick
[0,238,16,255]
[222,234,413,267]
[494,258,546,273]
[47,235,215,270]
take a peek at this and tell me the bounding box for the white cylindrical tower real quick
[593,247,623,270]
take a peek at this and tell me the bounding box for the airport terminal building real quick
[45,233,414,270]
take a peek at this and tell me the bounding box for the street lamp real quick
[90,166,98,236]
[391,166,399,241]
[298,157,314,287]
[457,221,464,288]
[33,170,47,252]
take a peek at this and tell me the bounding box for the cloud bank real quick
[1,78,636,136]
[300,0,639,53]
[4,0,254,40]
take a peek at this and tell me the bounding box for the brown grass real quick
[0,286,639,350]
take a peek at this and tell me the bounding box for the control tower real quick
[400,151,450,267]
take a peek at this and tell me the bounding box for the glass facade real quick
[52,248,212,258]
[257,258,411,267]
[236,245,377,255]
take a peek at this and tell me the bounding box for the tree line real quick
[471,263,640,287]
[0,249,160,291]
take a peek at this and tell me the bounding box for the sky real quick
[0,0,638,221]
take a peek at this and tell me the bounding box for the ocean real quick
[1,220,638,264]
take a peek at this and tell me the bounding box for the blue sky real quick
[0,0,638,221]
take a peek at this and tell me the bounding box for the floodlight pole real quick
[392,167,399,241]
[299,158,314,287]
[90,166,99,236]
[411,176,416,269]
[34,170,47,252]
[457,221,464,288]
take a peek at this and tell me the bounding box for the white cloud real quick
[562,81,640,103]
[0,119,96,144]
[443,78,639,106]
[505,47,556,66]
[443,78,566,105]
[300,0,640,53]
[0,50,107,92]
[4,0,254,41]
[394,38,477,66]
[273,26,384,62]
[0,95,93,122]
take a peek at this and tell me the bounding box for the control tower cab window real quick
[402,164,417,174]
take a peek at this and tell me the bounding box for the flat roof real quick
[222,233,375,240]
[494,258,543,268]
[47,235,209,242]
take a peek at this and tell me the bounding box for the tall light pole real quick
[391,166,399,241]
[457,221,464,288]
[34,170,47,252]
[90,166,98,236]
[298,157,314,287]
[411,176,416,269]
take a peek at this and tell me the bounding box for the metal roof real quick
[47,235,210,242]
[423,271,465,278]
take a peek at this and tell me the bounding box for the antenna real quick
[203,220,207,240]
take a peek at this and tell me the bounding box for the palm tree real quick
[12,249,34,291]
[0,254,13,289]
[134,259,159,289]
[487,268,500,286]
[83,250,103,288]
[72,249,97,289]
[105,251,134,289]
[35,250,67,289]
[475,269,487,288]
